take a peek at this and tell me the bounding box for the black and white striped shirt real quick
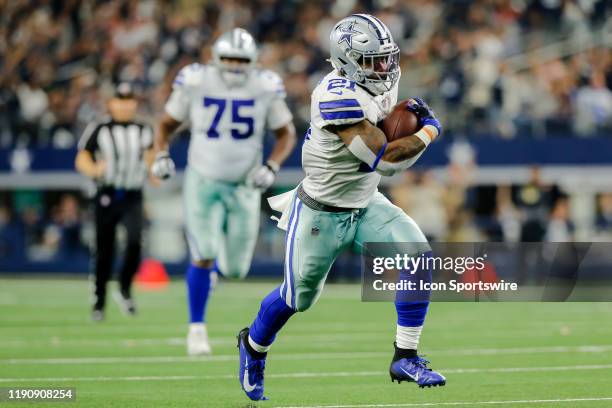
[78,118,153,190]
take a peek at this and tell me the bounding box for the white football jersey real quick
[165,63,293,182]
[301,70,399,208]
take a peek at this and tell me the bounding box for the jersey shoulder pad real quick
[173,63,206,89]
[315,75,368,125]
[255,69,287,97]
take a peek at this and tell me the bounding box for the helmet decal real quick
[337,21,362,48]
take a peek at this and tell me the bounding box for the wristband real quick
[266,160,280,173]
[413,125,437,147]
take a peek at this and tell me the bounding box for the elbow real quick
[375,156,419,176]
[375,167,396,177]
[374,162,400,177]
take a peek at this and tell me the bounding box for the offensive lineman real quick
[152,28,296,355]
[237,14,445,401]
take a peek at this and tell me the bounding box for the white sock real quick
[189,323,206,334]
[248,335,270,353]
[396,325,423,350]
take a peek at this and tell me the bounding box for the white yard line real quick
[0,352,385,365]
[0,337,189,348]
[1,364,612,383]
[3,344,612,365]
[0,332,390,348]
[275,397,612,408]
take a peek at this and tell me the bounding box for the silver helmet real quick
[212,28,258,86]
[329,14,400,95]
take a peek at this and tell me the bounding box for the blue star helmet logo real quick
[337,21,362,48]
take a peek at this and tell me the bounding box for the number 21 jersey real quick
[302,70,398,208]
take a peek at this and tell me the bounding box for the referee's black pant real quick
[92,188,143,311]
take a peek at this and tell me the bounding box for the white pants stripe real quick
[282,197,301,308]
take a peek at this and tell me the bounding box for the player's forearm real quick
[382,135,426,163]
[333,120,387,156]
[154,123,173,151]
[143,148,156,169]
[267,123,297,166]
[374,125,439,176]
[154,114,181,152]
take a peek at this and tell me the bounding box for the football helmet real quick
[329,14,400,95]
[212,28,258,86]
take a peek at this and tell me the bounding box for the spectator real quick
[514,167,558,242]
[49,194,87,259]
[0,0,610,146]
[595,193,612,239]
[545,195,574,241]
[390,171,448,241]
[574,71,612,135]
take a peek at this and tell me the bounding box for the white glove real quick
[151,151,176,180]
[248,160,279,191]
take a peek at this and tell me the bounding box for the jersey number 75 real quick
[203,97,255,139]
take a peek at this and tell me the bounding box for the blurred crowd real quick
[389,167,612,243]
[0,192,89,263]
[1,0,611,149]
[2,172,611,265]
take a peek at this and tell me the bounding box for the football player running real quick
[237,14,445,401]
[152,28,296,356]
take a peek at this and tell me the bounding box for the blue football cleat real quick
[237,327,268,401]
[390,356,446,388]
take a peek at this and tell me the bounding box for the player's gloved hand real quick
[407,98,442,138]
[248,160,279,191]
[151,151,176,180]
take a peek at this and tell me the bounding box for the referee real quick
[75,83,153,321]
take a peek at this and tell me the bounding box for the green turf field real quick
[1,278,612,407]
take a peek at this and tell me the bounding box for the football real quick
[380,100,421,142]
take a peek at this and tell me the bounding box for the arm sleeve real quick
[164,67,191,122]
[77,122,99,154]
